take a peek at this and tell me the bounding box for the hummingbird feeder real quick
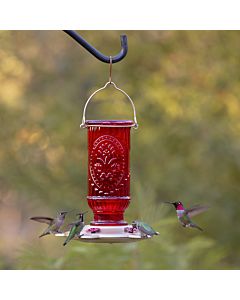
[56,31,154,243]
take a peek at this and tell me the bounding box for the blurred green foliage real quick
[0,31,240,269]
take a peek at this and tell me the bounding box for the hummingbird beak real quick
[76,211,88,216]
[59,209,74,215]
[164,202,176,207]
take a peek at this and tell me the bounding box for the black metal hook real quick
[63,30,128,64]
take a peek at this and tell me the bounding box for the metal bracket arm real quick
[63,30,128,63]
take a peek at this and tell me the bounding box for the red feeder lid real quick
[85,120,135,127]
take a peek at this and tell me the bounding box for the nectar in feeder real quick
[86,120,133,226]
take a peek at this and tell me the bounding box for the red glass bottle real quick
[86,120,134,226]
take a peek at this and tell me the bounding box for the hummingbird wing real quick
[189,222,203,231]
[186,205,209,218]
[76,223,85,236]
[63,224,79,246]
[30,216,54,225]
[138,222,159,236]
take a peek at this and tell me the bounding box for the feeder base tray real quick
[55,225,153,243]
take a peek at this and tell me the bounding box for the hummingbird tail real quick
[190,223,203,231]
[63,237,70,246]
[39,232,50,238]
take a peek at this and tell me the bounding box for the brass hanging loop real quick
[80,81,138,129]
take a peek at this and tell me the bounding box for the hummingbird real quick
[30,211,68,238]
[165,201,209,231]
[63,211,87,246]
[132,220,159,237]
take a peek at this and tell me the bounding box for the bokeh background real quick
[0,31,240,269]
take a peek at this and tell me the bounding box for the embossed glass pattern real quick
[86,120,133,225]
